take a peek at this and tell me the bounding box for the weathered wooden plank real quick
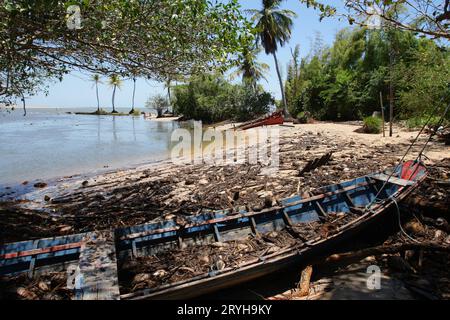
[75,231,120,300]
[371,174,414,187]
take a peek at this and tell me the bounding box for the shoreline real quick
[1,121,448,205]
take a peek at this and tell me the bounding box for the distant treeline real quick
[285,28,450,122]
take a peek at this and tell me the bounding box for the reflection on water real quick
[0,108,181,184]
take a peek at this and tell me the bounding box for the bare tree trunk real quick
[389,76,394,137]
[96,82,100,113]
[167,84,171,103]
[21,92,26,117]
[112,85,117,113]
[273,52,289,118]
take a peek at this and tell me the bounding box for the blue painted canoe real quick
[0,160,427,300]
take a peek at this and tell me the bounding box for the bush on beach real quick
[363,116,382,134]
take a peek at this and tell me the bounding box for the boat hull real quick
[238,111,284,130]
[0,161,427,300]
[123,178,419,300]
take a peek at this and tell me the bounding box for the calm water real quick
[0,108,181,184]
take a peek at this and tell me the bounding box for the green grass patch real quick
[363,116,382,134]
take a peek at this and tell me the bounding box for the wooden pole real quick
[380,92,385,137]
[389,82,394,137]
[388,26,396,138]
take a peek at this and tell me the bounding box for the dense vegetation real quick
[0,0,252,107]
[172,74,274,124]
[285,28,450,122]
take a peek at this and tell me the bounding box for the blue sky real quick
[28,0,348,109]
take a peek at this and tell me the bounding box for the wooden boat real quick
[0,160,427,300]
[236,111,284,131]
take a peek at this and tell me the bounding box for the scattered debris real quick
[298,152,333,176]
[33,182,47,189]
[0,272,73,300]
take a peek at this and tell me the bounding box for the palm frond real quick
[108,75,123,88]
[250,0,295,54]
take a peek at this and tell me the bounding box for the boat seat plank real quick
[371,174,414,187]
[75,231,120,300]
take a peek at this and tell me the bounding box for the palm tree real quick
[129,77,137,114]
[231,45,269,91]
[108,74,122,114]
[90,74,102,114]
[248,0,297,116]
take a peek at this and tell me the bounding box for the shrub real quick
[296,111,312,124]
[93,108,109,115]
[234,88,274,122]
[363,116,382,134]
[147,95,169,118]
[130,108,141,116]
[406,116,444,130]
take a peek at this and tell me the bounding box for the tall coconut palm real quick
[231,45,269,91]
[129,77,137,114]
[108,74,122,114]
[248,0,297,116]
[90,74,102,113]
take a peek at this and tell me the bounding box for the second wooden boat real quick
[236,111,284,130]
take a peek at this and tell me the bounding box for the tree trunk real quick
[96,82,100,113]
[21,93,26,117]
[273,52,289,118]
[167,80,172,113]
[389,79,394,137]
[112,85,117,113]
[130,78,136,114]
[167,85,171,104]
